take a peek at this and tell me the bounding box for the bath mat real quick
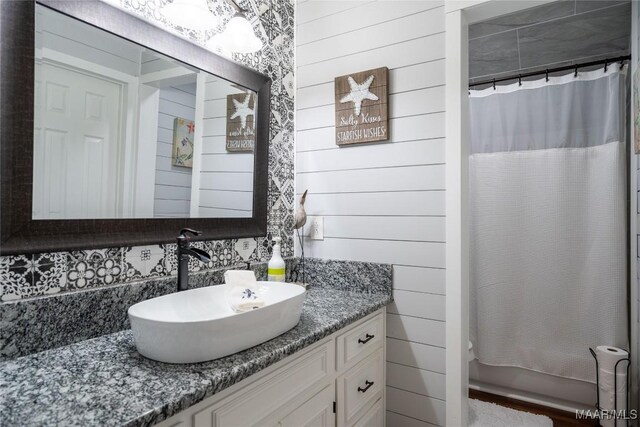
[469,399,553,427]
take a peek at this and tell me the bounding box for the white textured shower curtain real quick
[469,68,628,383]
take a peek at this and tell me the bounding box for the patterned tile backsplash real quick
[0,258,391,360]
[0,0,295,302]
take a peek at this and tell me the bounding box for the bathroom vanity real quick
[0,282,391,426]
[156,309,386,427]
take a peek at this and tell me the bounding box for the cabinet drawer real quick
[197,342,333,427]
[337,313,383,370]
[337,348,384,426]
[352,398,383,427]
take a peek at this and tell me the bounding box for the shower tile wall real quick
[0,0,295,302]
[469,0,631,83]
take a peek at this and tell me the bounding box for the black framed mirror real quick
[0,0,271,255]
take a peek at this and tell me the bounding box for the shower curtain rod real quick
[469,55,631,88]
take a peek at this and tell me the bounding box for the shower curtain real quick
[469,67,628,383]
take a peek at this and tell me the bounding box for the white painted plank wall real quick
[36,6,141,76]
[196,77,254,218]
[295,1,446,425]
[153,84,195,218]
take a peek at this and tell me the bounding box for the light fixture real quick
[208,11,263,54]
[161,0,217,31]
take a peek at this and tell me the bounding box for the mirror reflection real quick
[33,5,256,220]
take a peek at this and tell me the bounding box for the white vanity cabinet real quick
[156,309,386,427]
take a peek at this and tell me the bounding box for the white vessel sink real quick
[128,282,306,364]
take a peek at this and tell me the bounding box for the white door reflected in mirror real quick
[32,4,256,220]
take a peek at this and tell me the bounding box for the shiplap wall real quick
[295,1,446,425]
[197,77,254,218]
[153,84,196,217]
[36,5,140,76]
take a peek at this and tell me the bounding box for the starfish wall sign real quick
[230,93,255,130]
[339,75,379,116]
[226,92,257,152]
[334,67,389,145]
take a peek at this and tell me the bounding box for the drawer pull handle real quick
[358,380,374,393]
[358,334,374,344]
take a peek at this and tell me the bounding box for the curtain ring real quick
[492,78,496,90]
[574,65,578,78]
[545,69,549,82]
[518,74,522,86]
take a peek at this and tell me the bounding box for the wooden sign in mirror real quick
[226,93,256,152]
[334,67,388,146]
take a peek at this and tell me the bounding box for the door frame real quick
[444,2,560,425]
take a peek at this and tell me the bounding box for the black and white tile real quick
[209,240,238,268]
[0,254,69,302]
[66,249,123,290]
[0,256,33,302]
[234,238,258,261]
[123,245,166,281]
[0,0,295,302]
[32,253,67,297]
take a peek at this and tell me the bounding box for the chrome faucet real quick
[176,228,211,292]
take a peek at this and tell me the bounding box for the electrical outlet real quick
[308,216,324,240]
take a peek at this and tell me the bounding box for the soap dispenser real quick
[268,237,286,282]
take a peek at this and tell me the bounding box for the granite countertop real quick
[0,287,392,427]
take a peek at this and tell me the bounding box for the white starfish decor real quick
[339,75,378,116]
[230,94,254,129]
